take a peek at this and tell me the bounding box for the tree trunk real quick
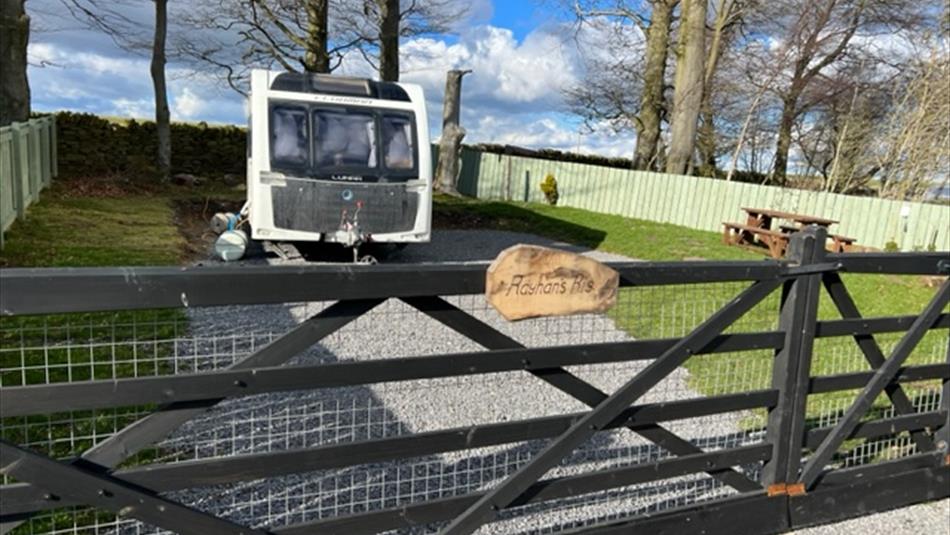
[632,0,675,171]
[377,0,399,81]
[435,69,471,195]
[151,0,171,180]
[772,95,797,185]
[304,0,330,72]
[0,0,30,126]
[666,0,707,175]
[725,82,769,181]
[695,0,734,177]
[696,104,717,176]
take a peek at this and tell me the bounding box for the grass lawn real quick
[0,180,245,480]
[434,195,947,438]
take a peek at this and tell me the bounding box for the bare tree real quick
[62,0,172,178]
[636,0,676,170]
[695,0,745,176]
[0,0,31,126]
[875,51,950,199]
[179,0,361,94]
[753,0,928,183]
[665,0,706,174]
[567,0,678,171]
[151,0,169,177]
[723,37,792,181]
[377,0,399,80]
[434,69,470,195]
[336,0,466,82]
[787,58,888,193]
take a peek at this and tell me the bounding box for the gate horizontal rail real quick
[4,315,947,418]
[1,233,947,535]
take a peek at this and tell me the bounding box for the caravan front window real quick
[270,105,309,168]
[313,109,377,168]
[382,114,414,170]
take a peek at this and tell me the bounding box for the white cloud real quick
[397,25,577,109]
[468,114,632,158]
[173,87,205,119]
[110,98,152,118]
[27,12,633,158]
[337,23,631,156]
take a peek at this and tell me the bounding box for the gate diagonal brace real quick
[1,298,383,535]
[406,279,782,535]
[800,279,950,489]
[822,272,936,452]
[0,441,270,535]
[403,296,761,493]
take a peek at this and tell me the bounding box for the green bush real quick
[883,239,900,252]
[54,111,247,181]
[540,173,559,205]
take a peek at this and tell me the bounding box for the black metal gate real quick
[0,227,947,534]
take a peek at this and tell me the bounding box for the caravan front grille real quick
[271,180,419,234]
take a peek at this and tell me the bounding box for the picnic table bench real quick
[777,224,856,252]
[723,207,855,258]
[722,222,790,258]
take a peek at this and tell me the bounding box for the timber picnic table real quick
[723,207,855,258]
[741,207,838,230]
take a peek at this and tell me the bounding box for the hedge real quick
[54,111,246,179]
[50,111,777,186]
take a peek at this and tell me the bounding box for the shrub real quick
[540,174,559,205]
[883,239,900,252]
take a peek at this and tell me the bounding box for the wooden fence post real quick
[9,122,27,218]
[51,115,59,178]
[40,117,51,187]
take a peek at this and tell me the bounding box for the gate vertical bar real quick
[935,330,950,459]
[763,226,826,488]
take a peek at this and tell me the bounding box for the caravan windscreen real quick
[314,109,377,168]
[268,102,418,180]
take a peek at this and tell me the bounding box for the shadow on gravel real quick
[390,230,609,264]
[432,201,607,251]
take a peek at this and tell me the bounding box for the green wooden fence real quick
[0,116,58,249]
[454,147,950,252]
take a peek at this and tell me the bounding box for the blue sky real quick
[26,0,631,157]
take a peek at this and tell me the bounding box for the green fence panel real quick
[458,147,949,251]
[1,130,16,248]
[0,117,60,248]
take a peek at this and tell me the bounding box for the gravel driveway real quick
[139,230,946,534]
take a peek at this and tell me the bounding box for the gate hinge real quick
[767,482,806,496]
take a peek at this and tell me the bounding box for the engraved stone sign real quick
[486,244,620,321]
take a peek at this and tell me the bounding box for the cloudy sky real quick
[26,0,634,158]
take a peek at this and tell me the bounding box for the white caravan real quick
[237,69,432,259]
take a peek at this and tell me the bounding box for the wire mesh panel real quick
[0,278,781,534]
[805,332,946,471]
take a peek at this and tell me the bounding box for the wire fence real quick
[0,275,944,534]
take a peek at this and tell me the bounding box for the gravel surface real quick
[136,230,944,534]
